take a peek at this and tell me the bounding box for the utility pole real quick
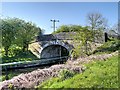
[50,19,59,32]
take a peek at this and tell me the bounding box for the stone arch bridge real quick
[29,32,75,59]
[29,32,107,59]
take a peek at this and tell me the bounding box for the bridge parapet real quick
[37,32,75,41]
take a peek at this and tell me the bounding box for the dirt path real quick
[0,51,118,89]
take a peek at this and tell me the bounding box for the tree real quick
[87,12,107,41]
[14,18,42,52]
[53,25,83,34]
[72,26,93,58]
[1,18,42,56]
[78,27,93,55]
[53,25,70,33]
[70,25,83,32]
[1,18,15,56]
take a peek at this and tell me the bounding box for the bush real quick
[58,69,76,80]
[71,46,88,59]
[93,39,120,54]
[71,48,81,59]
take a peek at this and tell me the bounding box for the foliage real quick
[36,55,118,88]
[53,24,104,58]
[53,25,83,34]
[11,18,42,52]
[35,77,61,89]
[0,70,19,81]
[1,18,16,56]
[1,44,38,64]
[2,50,38,63]
[71,46,81,59]
[58,69,76,80]
[93,39,120,54]
[72,27,93,58]
[53,25,70,33]
[1,18,42,56]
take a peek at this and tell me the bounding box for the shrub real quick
[71,48,81,59]
[58,69,76,80]
[93,39,120,54]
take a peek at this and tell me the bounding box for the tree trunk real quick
[22,42,29,52]
[5,46,9,57]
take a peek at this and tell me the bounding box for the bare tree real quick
[87,12,108,42]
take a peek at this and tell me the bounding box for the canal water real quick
[1,58,66,81]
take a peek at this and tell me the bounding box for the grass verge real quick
[36,55,118,88]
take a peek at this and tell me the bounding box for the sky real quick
[1,2,118,34]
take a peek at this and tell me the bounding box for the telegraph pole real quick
[50,19,59,32]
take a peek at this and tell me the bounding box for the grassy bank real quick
[36,55,118,88]
[93,39,120,54]
[2,51,38,63]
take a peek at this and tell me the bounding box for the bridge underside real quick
[40,45,69,59]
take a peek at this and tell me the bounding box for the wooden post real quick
[104,32,108,42]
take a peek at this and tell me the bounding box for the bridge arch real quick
[39,40,73,59]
